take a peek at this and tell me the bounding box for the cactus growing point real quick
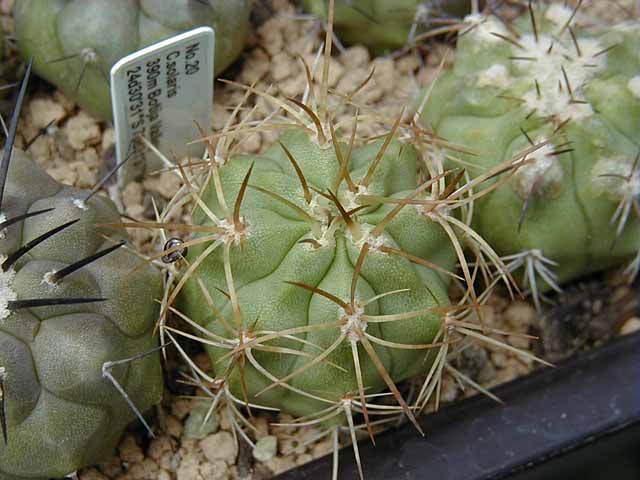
[418,3,640,309]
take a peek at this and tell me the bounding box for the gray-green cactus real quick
[14,0,253,120]
[303,0,473,53]
[418,5,640,308]
[0,71,163,479]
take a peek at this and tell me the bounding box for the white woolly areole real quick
[73,198,89,211]
[477,64,512,89]
[306,222,337,249]
[346,225,387,252]
[0,256,16,320]
[42,270,60,288]
[514,34,606,121]
[544,4,575,27]
[217,218,251,245]
[513,141,564,199]
[416,194,451,220]
[463,14,508,43]
[591,156,640,200]
[339,304,366,343]
[307,192,333,221]
[80,47,98,64]
[342,184,369,212]
[627,76,640,100]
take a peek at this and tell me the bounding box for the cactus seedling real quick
[14,0,253,120]
[0,66,163,479]
[123,5,546,476]
[418,2,640,309]
[303,0,475,53]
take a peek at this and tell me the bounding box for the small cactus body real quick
[303,0,472,53]
[178,127,456,419]
[14,0,253,120]
[0,149,163,479]
[419,6,640,297]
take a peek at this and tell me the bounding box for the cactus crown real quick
[418,1,640,309]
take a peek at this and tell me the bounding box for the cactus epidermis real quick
[156,64,538,445]
[419,3,640,308]
[14,0,253,120]
[0,70,163,479]
[128,11,552,474]
[303,0,473,53]
[177,125,457,421]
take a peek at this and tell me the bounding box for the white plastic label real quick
[111,27,215,186]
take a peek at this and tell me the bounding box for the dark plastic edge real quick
[276,331,640,479]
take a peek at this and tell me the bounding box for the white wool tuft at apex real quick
[513,33,606,121]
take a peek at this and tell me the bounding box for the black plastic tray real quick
[277,331,640,479]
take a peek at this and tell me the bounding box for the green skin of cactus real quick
[14,0,252,120]
[419,10,640,287]
[303,0,471,53]
[0,150,163,479]
[179,128,456,420]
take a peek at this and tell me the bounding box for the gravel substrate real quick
[1,1,638,479]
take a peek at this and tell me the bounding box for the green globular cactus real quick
[303,0,472,53]
[0,73,163,479]
[148,20,546,475]
[418,4,640,309]
[176,126,458,424]
[14,0,253,120]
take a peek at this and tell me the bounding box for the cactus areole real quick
[0,144,163,477]
[14,0,253,120]
[419,6,640,299]
[177,126,459,422]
